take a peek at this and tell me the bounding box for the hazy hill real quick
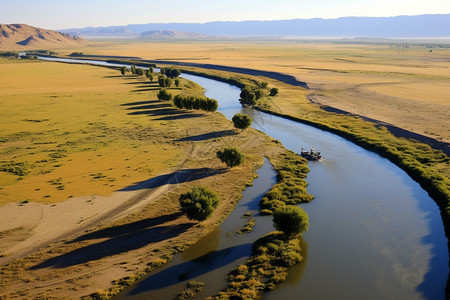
[140,30,207,40]
[63,14,450,38]
[0,24,87,50]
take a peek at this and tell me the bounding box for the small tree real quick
[270,88,279,96]
[205,98,218,112]
[239,87,256,106]
[135,68,144,76]
[167,68,181,78]
[254,89,265,100]
[157,89,172,101]
[158,76,172,88]
[260,81,268,88]
[175,78,180,87]
[217,147,244,168]
[147,73,154,82]
[273,205,309,238]
[179,186,219,221]
[130,65,136,75]
[232,113,252,130]
[120,66,127,75]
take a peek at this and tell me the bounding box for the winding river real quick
[39,56,449,299]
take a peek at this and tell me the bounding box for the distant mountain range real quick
[140,30,207,40]
[0,24,88,50]
[63,14,450,39]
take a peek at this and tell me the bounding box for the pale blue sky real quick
[1,0,449,30]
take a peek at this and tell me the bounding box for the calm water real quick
[39,57,448,299]
[115,159,278,300]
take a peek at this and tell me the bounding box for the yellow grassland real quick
[72,40,450,142]
[0,56,290,299]
[1,39,449,298]
[0,60,180,204]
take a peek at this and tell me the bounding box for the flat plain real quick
[1,39,449,299]
[0,56,287,298]
[77,40,450,143]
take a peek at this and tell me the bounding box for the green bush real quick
[158,76,172,87]
[157,89,172,101]
[239,87,257,106]
[273,205,309,238]
[232,113,253,130]
[217,147,244,168]
[179,186,219,221]
[270,88,279,96]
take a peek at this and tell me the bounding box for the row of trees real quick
[158,75,172,87]
[157,89,172,101]
[239,86,279,106]
[160,67,181,78]
[173,94,218,112]
[117,65,306,236]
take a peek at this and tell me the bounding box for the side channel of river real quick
[38,56,449,299]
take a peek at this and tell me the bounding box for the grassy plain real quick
[74,40,450,143]
[0,59,188,204]
[1,39,449,298]
[0,57,292,298]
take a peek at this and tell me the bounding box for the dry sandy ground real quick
[0,175,175,265]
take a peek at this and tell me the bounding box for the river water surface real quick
[39,57,449,299]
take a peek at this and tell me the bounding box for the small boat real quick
[300,147,321,161]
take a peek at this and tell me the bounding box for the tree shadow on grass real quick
[123,81,146,85]
[126,107,203,121]
[121,100,162,107]
[30,212,193,269]
[156,114,203,121]
[103,75,124,78]
[125,103,172,110]
[132,88,161,92]
[119,168,228,192]
[71,212,182,243]
[175,130,238,142]
[127,107,184,116]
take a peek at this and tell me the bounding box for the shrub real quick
[179,186,219,221]
[232,113,253,130]
[157,89,172,101]
[135,68,144,76]
[254,89,265,100]
[69,52,83,57]
[160,67,181,78]
[270,88,279,96]
[239,87,257,106]
[259,81,268,88]
[158,76,172,87]
[217,147,244,168]
[273,205,309,238]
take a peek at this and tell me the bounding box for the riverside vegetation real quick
[2,44,449,297]
[0,55,313,299]
[167,64,449,237]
